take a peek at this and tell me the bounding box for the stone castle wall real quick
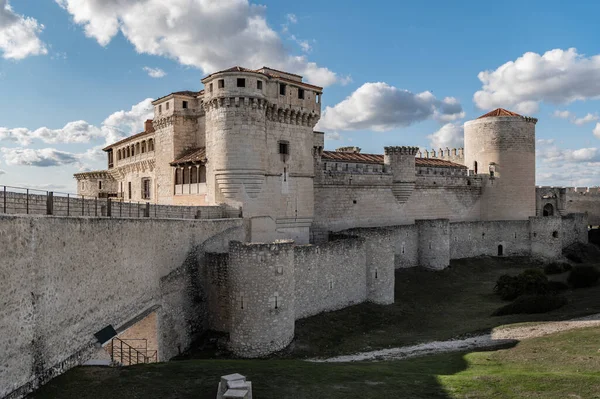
[0,215,243,399]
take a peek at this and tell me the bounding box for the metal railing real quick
[110,337,157,366]
[0,185,230,220]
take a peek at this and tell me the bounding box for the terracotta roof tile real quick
[321,150,466,169]
[170,148,206,166]
[477,108,523,119]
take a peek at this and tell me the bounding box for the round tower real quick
[202,69,269,210]
[464,108,537,220]
[227,240,295,358]
[383,146,420,204]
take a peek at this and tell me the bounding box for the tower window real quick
[218,79,225,89]
[257,80,263,90]
[237,78,246,87]
[209,83,213,92]
[158,105,162,114]
[128,182,132,199]
[279,141,290,155]
[182,101,188,109]
[279,83,286,96]
[142,178,151,199]
[298,88,305,99]
[166,102,169,110]
[98,181,102,190]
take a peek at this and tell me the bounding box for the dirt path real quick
[308,313,600,363]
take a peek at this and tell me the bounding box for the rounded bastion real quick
[464,109,537,220]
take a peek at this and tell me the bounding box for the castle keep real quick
[1,66,594,398]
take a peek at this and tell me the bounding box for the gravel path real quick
[308,313,600,363]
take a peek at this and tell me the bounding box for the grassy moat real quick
[31,254,600,398]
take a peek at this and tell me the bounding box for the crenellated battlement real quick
[418,147,464,159]
[384,146,420,155]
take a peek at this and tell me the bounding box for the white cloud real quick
[427,123,464,149]
[290,35,311,53]
[536,140,600,186]
[474,48,600,114]
[552,110,572,119]
[574,113,599,126]
[0,169,5,175]
[143,66,167,78]
[317,82,464,131]
[1,148,80,167]
[286,13,297,24]
[0,98,154,146]
[56,0,342,87]
[594,123,600,139]
[0,0,47,59]
[325,131,342,141]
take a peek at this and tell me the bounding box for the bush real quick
[492,294,567,316]
[547,280,569,292]
[544,262,573,275]
[494,269,549,300]
[567,265,600,289]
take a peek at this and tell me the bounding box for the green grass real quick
[286,256,600,358]
[31,326,600,399]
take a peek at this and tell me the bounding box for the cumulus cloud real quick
[325,131,342,141]
[427,123,464,149]
[0,0,47,59]
[552,110,572,119]
[0,98,154,146]
[143,66,166,78]
[536,139,600,186]
[574,113,599,126]
[55,0,342,86]
[552,110,598,126]
[317,82,464,131]
[474,48,600,114]
[594,123,600,139]
[1,148,80,167]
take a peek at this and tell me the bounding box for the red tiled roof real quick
[322,151,384,164]
[477,108,523,119]
[257,66,303,78]
[321,150,466,169]
[170,148,206,166]
[153,90,201,104]
[416,158,467,169]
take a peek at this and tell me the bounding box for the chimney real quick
[145,119,155,133]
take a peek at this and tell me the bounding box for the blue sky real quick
[1,0,600,191]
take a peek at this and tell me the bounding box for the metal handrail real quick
[110,337,157,366]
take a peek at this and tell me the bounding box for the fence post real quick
[46,192,54,215]
[145,202,150,217]
[107,198,112,217]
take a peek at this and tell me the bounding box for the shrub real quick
[492,294,567,316]
[544,262,573,275]
[567,265,600,289]
[547,280,569,292]
[494,269,549,301]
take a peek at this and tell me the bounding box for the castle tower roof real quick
[477,108,523,119]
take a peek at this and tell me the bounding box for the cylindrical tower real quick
[464,109,537,220]
[202,70,269,209]
[384,146,420,204]
[227,240,295,358]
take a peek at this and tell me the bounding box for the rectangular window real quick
[298,88,305,99]
[209,83,213,92]
[218,79,225,89]
[237,78,245,87]
[279,141,289,155]
[257,80,263,90]
[166,102,169,110]
[128,182,132,199]
[142,178,151,199]
[98,181,102,190]
[279,83,286,96]
[158,105,162,113]
[182,101,188,109]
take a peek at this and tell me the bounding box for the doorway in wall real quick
[498,245,503,256]
[543,203,554,216]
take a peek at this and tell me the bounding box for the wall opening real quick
[498,245,503,256]
[552,231,559,238]
[474,161,478,174]
[543,203,555,216]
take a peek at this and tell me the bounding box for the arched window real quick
[126,147,130,157]
[148,139,154,151]
[135,142,140,154]
[474,161,478,174]
[141,141,146,153]
[131,145,135,156]
[183,167,190,184]
[199,165,207,183]
[543,203,554,216]
[117,150,121,160]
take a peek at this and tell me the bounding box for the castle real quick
[0,67,595,398]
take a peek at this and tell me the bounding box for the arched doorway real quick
[543,203,554,216]
[498,245,503,256]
